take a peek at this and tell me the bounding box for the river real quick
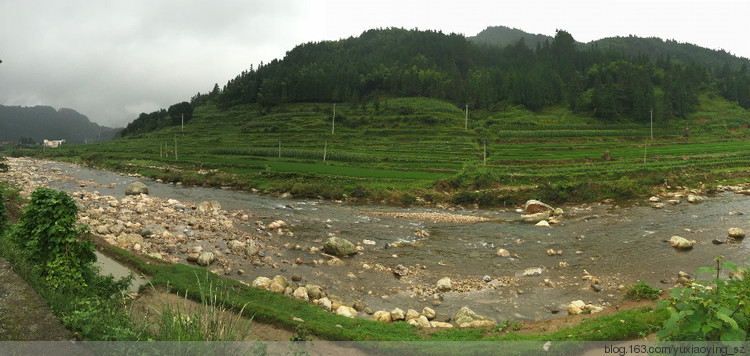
[4,157,750,322]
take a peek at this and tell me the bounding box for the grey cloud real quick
[0,0,320,127]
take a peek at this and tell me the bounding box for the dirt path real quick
[0,257,74,341]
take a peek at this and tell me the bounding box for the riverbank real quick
[2,157,749,335]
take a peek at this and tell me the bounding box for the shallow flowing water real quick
[21,160,750,322]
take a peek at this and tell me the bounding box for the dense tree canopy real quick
[122,28,750,136]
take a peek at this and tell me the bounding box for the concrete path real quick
[0,257,73,341]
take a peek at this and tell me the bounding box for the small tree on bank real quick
[11,187,95,290]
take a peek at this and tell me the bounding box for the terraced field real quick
[31,95,750,205]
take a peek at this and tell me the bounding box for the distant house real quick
[43,139,65,148]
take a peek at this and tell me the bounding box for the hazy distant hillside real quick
[0,105,121,144]
[469,26,553,49]
[469,26,750,71]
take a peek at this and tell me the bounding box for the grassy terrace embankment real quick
[27,95,750,206]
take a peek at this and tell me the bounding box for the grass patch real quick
[624,281,662,301]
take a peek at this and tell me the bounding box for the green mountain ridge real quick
[469,25,750,70]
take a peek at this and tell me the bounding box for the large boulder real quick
[669,236,693,250]
[272,275,289,290]
[197,252,215,266]
[405,309,421,321]
[422,307,436,320]
[453,306,496,328]
[390,308,406,321]
[318,297,332,311]
[125,182,149,195]
[524,200,554,214]
[197,201,221,214]
[305,284,323,300]
[567,300,586,315]
[436,277,452,292]
[336,306,357,318]
[293,287,309,301]
[568,300,603,315]
[323,237,357,257]
[372,311,392,323]
[408,315,431,328]
[252,276,272,289]
[728,228,745,239]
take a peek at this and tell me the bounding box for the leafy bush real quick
[657,257,750,341]
[625,281,661,301]
[0,227,136,340]
[444,164,504,190]
[11,187,95,290]
[0,154,8,172]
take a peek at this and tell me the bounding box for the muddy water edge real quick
[6,158,750,324]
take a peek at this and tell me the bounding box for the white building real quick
[43,139,65,148]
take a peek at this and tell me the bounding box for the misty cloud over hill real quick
[0,105,122,144]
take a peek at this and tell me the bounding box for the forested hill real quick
[0,105,121,144]
[469,26,553,50]
[123,27,750,136]
[469,26,750,71]
[589,36,750,71]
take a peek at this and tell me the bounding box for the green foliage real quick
[0,231,136,341]
[657,257,750,341]
[0,184,8,235]
[11,187,95,290]
[0,154,8,172]
[625,281,661,301]
[60,294,138,341]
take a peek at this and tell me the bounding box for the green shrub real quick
[624,281,661,301]
[11,187,95,290]
[0,229,136,340]
[657,257,750,341]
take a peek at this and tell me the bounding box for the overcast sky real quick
[1,0,748,128]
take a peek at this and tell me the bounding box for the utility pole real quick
[331,104,336,135]
[643,140,647,164]
[174,134,177,160]
[181,113,184,131]
[323,140,327,162]
[483,139,487,166]
[278,139,281,158]
[650,108,653,141]
[465,104,468,131]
